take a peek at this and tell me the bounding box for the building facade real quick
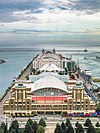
[3,81,95,117]
[3,50,95,117]
[32,49,76,72]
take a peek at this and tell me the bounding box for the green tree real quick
[61,122,66,131]
[39,118,46,127]
[0,129,4,133]
[36,125,45,133]
[32,121,38,133]
[96,102,100,112]
[96,128,100,133]
[76,124,84,133]
[86,125,96,133]
[9,129,16,133]
[98,93,100,98]
[0,122,7,133]
[84,118,92,127]
[24,118,38,133]
[95,122,100,127]
[54,123,63,133]
[66,125,74,133]
[9,120,19,133]
[65,118,74,133]
[75,121,79,127]
[27,118,33,126]
[24,123,34,133]
[65,118,72,127]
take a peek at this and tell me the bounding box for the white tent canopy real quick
[40,63,60,72]
[31,75,68,93]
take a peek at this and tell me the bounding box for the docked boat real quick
[93,78,100,82]
[81,69,92,77]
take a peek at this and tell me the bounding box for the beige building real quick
[3,50,95,117]
[3,78,95,117]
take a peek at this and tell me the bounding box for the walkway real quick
[79,71,97,103]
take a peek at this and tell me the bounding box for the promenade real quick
[18,61,33,80]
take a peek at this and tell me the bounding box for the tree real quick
[0,122,7,133]
[9,120,19,133]
[66,125,74,133]
[9,129,16,133]
[32,121,38,133]
[24,118,37,133]
[61,122,66,131]
[86,125,96,133]
[75,121,79,127]
[65,118,72,127]
[76,124,84,133]
[54,123,63,133]
[96,128,100,133]
[65,118,74,133]
[95,122,100,127]
[39,118,46,127]
[24,123,34,133]
[27,118,33,126]
[36,125,45,133]
[98,93,100,98]
[84,118,92,127]
[97,102,100,112]
[0,129,4,133]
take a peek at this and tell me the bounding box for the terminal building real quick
[32,49,76,73]
[3,50,95,117]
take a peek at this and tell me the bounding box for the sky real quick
[0,0,100,34]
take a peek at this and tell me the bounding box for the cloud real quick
[0,0,100,33]
[12,10,36,20]
[0,24,5,26]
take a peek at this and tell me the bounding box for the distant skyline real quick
[0,0,100,34]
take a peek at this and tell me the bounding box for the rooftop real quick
[31,75,68,93]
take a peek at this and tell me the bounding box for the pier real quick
[79,70,97,103]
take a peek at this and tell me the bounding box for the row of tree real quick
[0,117,100,133]
[54,118,100,133]
[0,118,46,133]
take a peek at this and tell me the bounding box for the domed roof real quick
[31,75,68,92]
[40,63,60,72]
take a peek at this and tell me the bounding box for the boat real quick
[93,78,100,82]
[0,59,6,64]
[84,48,88,52]
[96,56,100,59]
[84,57,87,59]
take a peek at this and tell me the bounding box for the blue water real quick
[0,33,100,96]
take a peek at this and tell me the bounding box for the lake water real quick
[0,33,100,96]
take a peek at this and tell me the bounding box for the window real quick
[18,102,22,104]
[90,106,93,110]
